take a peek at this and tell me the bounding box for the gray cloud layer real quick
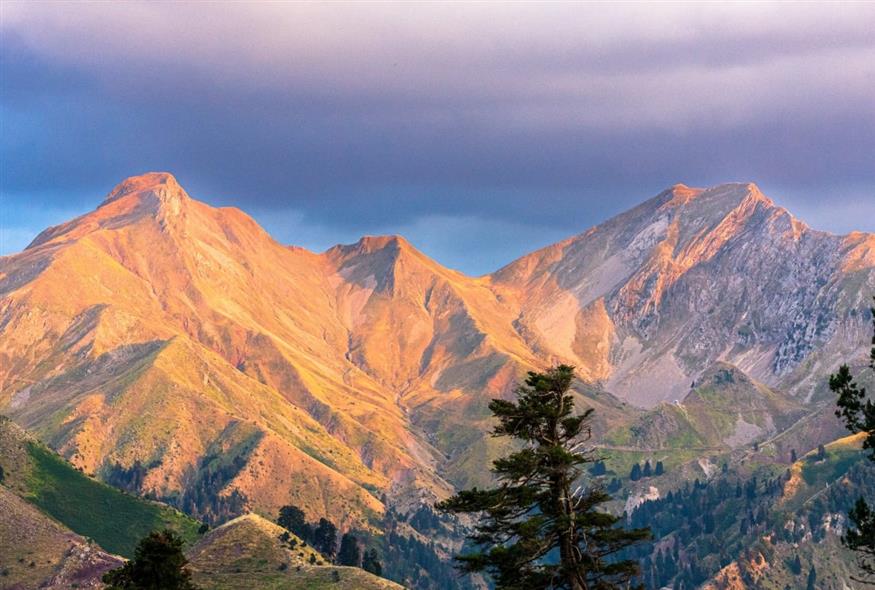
[2,2,874,273]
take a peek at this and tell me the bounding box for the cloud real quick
[1,2,874,271]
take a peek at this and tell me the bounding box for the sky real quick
[1,2,874,274]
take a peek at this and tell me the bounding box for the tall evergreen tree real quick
[277,504,310,540]
[789,554,802,575]
[630,463,642,481]
[589,460,607,476]
[362,548,383,576]
[312,518,339,560]
[830,297,875,581]
[103,530,199,590]
[806,565,817,590]
[337,533,362,566]
[436,365,650,590]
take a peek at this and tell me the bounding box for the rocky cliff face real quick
[1,173,872,524]
[491,183,875,405]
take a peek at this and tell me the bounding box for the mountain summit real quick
[1,173,873,526]
[491,181,872,404]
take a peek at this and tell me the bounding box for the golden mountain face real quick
[1,173,873,525]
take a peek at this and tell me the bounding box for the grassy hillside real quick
[0,416,201,557]
[607,363,804,452]
[188,513,403,590]
[0,485,123,589]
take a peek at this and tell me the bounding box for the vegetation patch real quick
[24,442,200,557]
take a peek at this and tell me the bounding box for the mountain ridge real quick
[1,172,872,535]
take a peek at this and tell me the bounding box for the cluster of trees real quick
[381,527,465,589]
[409,505,443,533]
[175,453,249,525]
[630,459,664,481]
[106,459,151,493]
[627,471,792,588]
[276,504,383,575]
[622,430,875,588]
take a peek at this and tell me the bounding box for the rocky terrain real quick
[491,182,875,406]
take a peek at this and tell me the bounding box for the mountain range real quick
[1,171,873,539]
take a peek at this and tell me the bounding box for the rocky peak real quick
[25,172,191,250]
[334,235,411,256]
[326,235,438,274]
[101,172,187,207]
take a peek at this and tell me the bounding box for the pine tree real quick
[846,497,875,580]
[362,548,383,576]
[436,365,650,590]
[607,477,622,493]
[630,463,642,481]
[806,565,816,590]
[642,460,653,478]
[790,449,797,463]
[831,296,875,581]
[312,518,338,560]
[655,461,664,476]
[790,554,802,575]
[103,530,199,590]
[589,460,607,476]
[277,505,310,540]
[337,533,362,567]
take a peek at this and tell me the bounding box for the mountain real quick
[0,172,628,525]
[1,173,430,527]
[1,173,873,584]
[491,182,875,406]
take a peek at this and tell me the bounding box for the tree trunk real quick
[553,472,586,590]
[549,388,587,590]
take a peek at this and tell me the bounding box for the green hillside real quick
[0,416,201,557]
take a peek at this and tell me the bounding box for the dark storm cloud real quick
[2,2,874,273]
